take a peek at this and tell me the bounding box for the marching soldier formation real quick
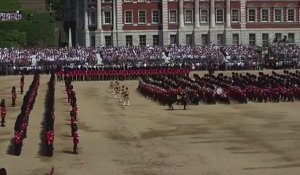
[64,76,80,154]
[57,66,190,82]
[138,70,300,107]
[43,73,56,157]
[13,73,40,155]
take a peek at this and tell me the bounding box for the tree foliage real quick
[47,0,63,21]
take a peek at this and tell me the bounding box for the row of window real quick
[102,33,295,47]
[248,8,297,22]
[89,7,298,26]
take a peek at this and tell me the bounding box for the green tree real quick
[47,0,63,21]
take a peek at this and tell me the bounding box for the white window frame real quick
[152,10,160,24]
[125,35,133,46]
[274,8,282,22]
[139,35,146,46]
[124,10,133,24]
[249,33,256,46]
[232,33,239,45]
[185,9,193,23]
[261,8,269,22]
[152,35,159,45]
[231,9,239,22]
[287,8,295,22]
[138,10,146,24]
[169,10,177,23]
[103,10,112,24]
[200,9,208,23]
[216,9,224,23]
[248,8,256,22]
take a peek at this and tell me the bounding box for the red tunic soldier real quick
[73,131,79,154]
[71,121,78,136]
[11,86,17,107]
[46,130,54,156]
[20,74,25,94]
[0,99,6,127]
[14,131,23,155]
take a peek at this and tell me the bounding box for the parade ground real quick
[1,71,300,175]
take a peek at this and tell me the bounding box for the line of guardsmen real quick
[65,77,79,154]
[138,77,189,109]
[13,73,40,155]
[56,67,190,81]
[45,73,56,157]
[138,70,300,107]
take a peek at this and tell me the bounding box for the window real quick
[170,35,177,45]
[139,35,146,46]
[103,11,112,24]
[125,11,132,24]
[105,36,112,46]
[261,9,269,22]
[216,9,224,23]
[275,33,282,41]
[124,0,132,2]
[231,9,239,22]
[248,9,256,22]
[185,9,193,23]
[102,0,112,2]
[262,33,269,47]
[200,9,208,23]
[153,35,159,45]
[169,10,177,23]
[274,9,282,22]
[126,35,132,46]
[232,34,239,45]
[287,9,295,22]
[202,34,209,45]
[249,34,256,46]
[217,34,224,45]
[186,34,193,46]
[152,10,160,23]
[139,11,146,24]
[288,33,295,43]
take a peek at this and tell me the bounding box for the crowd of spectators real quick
[0,11,22,21]
[0,44,299,74]
[0,45,260,65]
[269,43,300,60]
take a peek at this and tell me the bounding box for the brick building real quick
[64,0,300,47]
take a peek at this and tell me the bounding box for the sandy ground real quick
[1,71,300,175]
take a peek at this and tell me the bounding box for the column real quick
[226,0,231,28]
[84,0,90,47]
[112,0,118,46]
[76,0,80,29]
[84,0,88,30]
[97,0,102,30]
[194,0,200,28]
[179,0,184,28]
[210,0,215,28]
[113,0,117,31]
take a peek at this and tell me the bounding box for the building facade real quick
[65,0,300,47]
